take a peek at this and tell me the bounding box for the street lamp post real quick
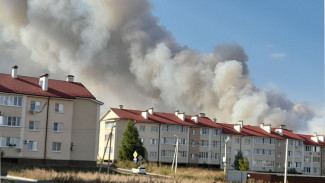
[223,136,231,180]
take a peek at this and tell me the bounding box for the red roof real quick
[0,73,95,99]
[109,108,223,127]
[271,128,304,140]
[297,134,325,147]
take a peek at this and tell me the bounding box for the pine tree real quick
[118,120,146,161]
[233,151,244,170]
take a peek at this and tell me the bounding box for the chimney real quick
[311,133,318,143]
[148,108,154,115]
[237,120,243,128]
[280,125,286,129]
[12,65,18,78]
[262,124,271,133]
[259,123,264,129]
[175,110,179,116]
[213,118,217,123]
[66,75,74,82]
[191,115,198,123]
[141,110,148,120]
[234,124,241,132]
[317,135,324,142]
[199,113,205,117]
[177,112,185,121]
[275,128,283,136]
[119,105,123,109]
[39,74,49,91]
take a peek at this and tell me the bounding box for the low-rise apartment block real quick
[0,66,103,166]
[99,106,325,175]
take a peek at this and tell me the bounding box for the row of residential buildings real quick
[99,107,325,175]
[0,66,325,176]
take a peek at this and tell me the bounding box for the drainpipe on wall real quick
[43,97,50,164]
[158,124,161,165]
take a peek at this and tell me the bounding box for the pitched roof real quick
[109,108,223,128]
[271,128,304,140]
[0,73,95,99]
[297,134,325,147]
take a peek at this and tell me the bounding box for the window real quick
[314,168,318,174]
[288,151,292,157]
[313,157,320,163]
[55,103,64,113]
[53,122,63,132]
[0,116,21,127]
[105,122,115,129]
[288,140,293,146]
[305,146,311,151]
[192,129,196,135]
[150,139,158,145]
[211,153,219,160]
[105,134,114,141]
[244,139,250,144]
[199,152,208,159]
[212,129,219,136]
[178,151,187,158]
[296,141,303,146]
[296,162,301,168]
[287,162,292,168]
[139,126,145,132]
[150,152,157,158]
[161,150,174,157]
[244,150,250,156]
[105,147,113,154]
[29,121,40,131]
[315,146,320,152]
[30,101,41,111]
[212,141,219,148]
[28,141,38,151]
[0,137,20,147]
[0,95,22,107]
[304,167,311,174]
[52,142,62,152]
[200,140,209,147]
[235,138,240,144]
[253,160,274,167]
[191,154,195,159]
[200,128,209,135]
[304,156,311,162]
[191,141,195,147]
[151,126,158,132]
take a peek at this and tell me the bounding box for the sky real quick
[150,0,324,108]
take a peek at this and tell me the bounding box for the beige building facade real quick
[0,66,102,166]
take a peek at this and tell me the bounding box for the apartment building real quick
[0,66,103,166]
[99,106,325,175]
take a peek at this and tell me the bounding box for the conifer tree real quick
[118,120,146,161]
[233,151,244,170]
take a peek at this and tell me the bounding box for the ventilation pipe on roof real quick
[317,135,324,142]
[148,108,153,115]
[311,133,318,143]
[237,120,243,128]
[12,65,18,78]
[119,105,123,109]
[177,112,185,121]
[275,128,283,136]
[234,124,241,132]
[199,113,205,117]
[39,74,49,91]
[66,75,74,82]
[141,110,148,120]
[191,115,198,123]
[213,118,217,123]
[280,125,286,129]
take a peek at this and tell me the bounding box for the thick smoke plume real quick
[0,0,322,133]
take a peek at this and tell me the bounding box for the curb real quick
[6,175,38,182]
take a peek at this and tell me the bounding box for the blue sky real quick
[150,0,324,108]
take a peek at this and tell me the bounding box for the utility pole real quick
[284,139,289,183]
[107,128,114,173]
[99,125,115,173]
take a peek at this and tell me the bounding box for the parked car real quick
[132,166,146,174]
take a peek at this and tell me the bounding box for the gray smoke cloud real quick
[0,0,321,133]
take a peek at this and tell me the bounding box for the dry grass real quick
[8,168,225,183]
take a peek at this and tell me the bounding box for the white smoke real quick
[0,0,321,133]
